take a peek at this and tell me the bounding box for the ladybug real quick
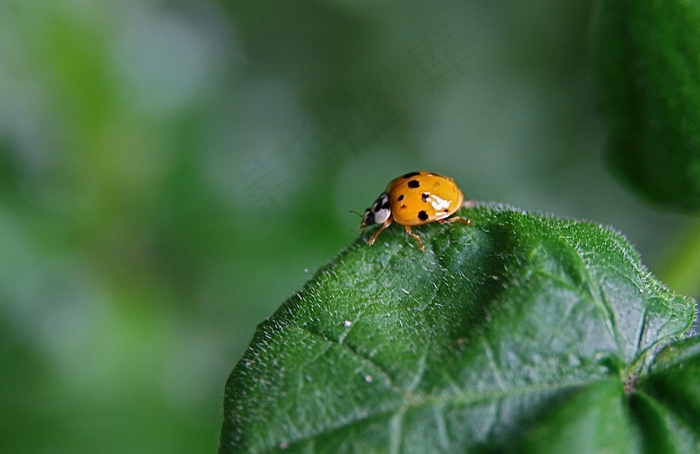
[354,171,472,252]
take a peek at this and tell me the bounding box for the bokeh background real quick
[2,1,698,452]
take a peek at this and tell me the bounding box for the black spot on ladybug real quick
[408,180,420,189]
[418,210,429,221]
[402,171,421,179]
[421,192,429,201]
[443,209,449,212]
[401,204,406,209]
[397,194,404,201]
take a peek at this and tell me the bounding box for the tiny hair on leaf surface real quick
[219,204,698,453]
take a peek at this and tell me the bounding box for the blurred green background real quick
[1,1,698,452]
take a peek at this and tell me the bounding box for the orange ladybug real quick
[355,171,472,251]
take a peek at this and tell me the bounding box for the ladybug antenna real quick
[349,209,366,233]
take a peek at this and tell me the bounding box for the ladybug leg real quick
[439,216,472,226]
[367,218,393,246]
[404,226,425,252]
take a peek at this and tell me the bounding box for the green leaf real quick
[593,0,700,209]
[636,336,700,449]
[219,205,697,453]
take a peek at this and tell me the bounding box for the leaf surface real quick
[220,205,697,453]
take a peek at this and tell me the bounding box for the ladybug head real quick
[363,192,391,226]
[351,193,392,234]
